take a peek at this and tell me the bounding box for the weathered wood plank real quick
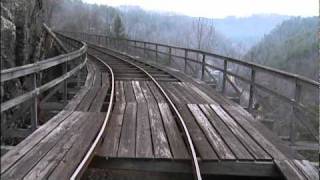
[158,103,189,159]
[146,81,166,103]
[117,102,137,158]
[98,81,126,157]
[163,83,218,160]
[23,112,98,179]
[1,110,73,174]
[140,82,172,159]
[101,72,109,87]
[48,112,105,180]
[1,112,83,179]
[223,105,287,160]
[132,81,153,158]
[183,82,220,105]
[123,81,136,102]
[76,65,101,111]
[176,82,207,104]
[210,104,271,160]
[188,104,235,160]
[275,160,306,180]
[293,160,319,180]
[89,87,108,112]
[116,81,125,102]
[199,104,253,160]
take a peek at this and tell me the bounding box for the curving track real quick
[72,43,202,180]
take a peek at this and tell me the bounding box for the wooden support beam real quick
[43,23,68,53]
[89,157,280,178]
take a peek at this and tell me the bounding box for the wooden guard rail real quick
[62,31,319,147]
[1,26,87,132]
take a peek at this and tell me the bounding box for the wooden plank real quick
[210,104,271,160]
[158,103,189,159]
[140,82,172,159]
[64,87,89,111]
[188,104,235,160]
[101,72,109,87]
[76,65,101,111]
[98,81,126,157]
[223,105,287,160]
[275,160,306,180]
[183,82,220,105]
[22,112,99,179]
[163,83,218,160]
[132,81,153,158]
[176,82,207,104]
[199,104,253,160]
[293,160,319,180]
[1,110,73,174]
[116,81,125,102]
[48,112,105,180]
[1,112,83,179]
[146,81,166,103]
[98,102,126,157]
[89,79,109,112]
[117,102,137,158]
[123,81,136,102]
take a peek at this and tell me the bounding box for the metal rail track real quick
[70,54,115,179]
[87,43,202,180]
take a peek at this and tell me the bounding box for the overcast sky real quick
[83,0,318,18]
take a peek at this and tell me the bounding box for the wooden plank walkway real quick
[1,58,111,179]
[98,80,189,160]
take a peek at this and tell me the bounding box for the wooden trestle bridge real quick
[1,25,319,180]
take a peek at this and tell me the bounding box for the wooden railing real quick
[1,27,87,133]
[63,31,319,148]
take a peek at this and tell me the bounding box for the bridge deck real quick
[92,51,318,179]
[1,43,318,179]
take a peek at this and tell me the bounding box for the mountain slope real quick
[246,17,318,80]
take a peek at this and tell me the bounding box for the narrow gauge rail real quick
[70,54,115,179]
[87,44,202,180]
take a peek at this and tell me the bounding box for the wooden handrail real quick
[1,28,87,113]
[61,31,319,87]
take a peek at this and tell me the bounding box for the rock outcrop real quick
[1,0,45,140]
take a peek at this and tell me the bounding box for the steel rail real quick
[70,53,115,179]
[88,44,202,180]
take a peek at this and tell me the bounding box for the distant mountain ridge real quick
[118,6,290,49]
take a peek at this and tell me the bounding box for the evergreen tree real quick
[112,15,125,38]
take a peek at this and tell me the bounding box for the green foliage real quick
[112,15,126,38]
[246,17,318,80]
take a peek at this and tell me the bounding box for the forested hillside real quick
[246,17,318,80]
[51,1,289,58]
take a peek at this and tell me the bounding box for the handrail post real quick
[201,54,206,80]
[248,68,256,111]
[155,44,158,62]
[63,61,68,105]
[290,80,301,145]
[31,72,38,131]
[222,60,228,94]
[184,50,188,73]
[168,47,172,65]
[143,42,146,58]
[126,39,129,52]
